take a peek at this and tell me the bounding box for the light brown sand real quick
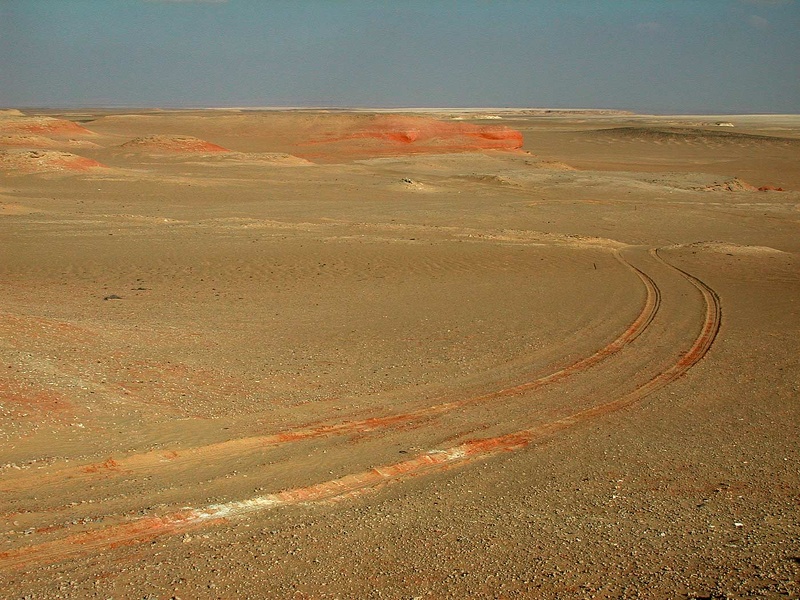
[0,108,798,599]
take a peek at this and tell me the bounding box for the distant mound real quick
[588,127,800,147]
[225,152,313,166]
[0,150,108,174]
[678,241,786,256]
[305,115,523,158]
[121,135,230,153]
[0,116,95,137]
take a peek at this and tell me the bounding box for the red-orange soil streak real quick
[0,150,107,173]
[425,247,721,465]
[0,312,98,418]
[300,249,720,499]
[0,514,219,570]
[0,252,658,496]
[0,256,718,571]
[0,450,501,569]
[0,253,661,492]
[0,388,74,415]
[0,370,75,418]
[467,252,660,401]
[305,115,523,156]
[81,458,123,475]
[0,118,94,137]
[0,252,702,570]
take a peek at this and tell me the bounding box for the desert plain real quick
[0,107,798,599]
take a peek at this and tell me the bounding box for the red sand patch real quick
[25,391,72,414]
[0,376,74,419]
[81,458,123,475]
[758,185,784,192]
[306,115,523,158]
[0,150,108,173]
[120,135,230,153]
[0,117,95,137]
[2,389,73,414]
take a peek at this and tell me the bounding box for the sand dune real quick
[0,108,798,599]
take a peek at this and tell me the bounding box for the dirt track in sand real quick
[0,249,659,499]
[1,109,798,598]
[0,245,717,571]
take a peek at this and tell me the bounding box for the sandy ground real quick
[0,108,798,599]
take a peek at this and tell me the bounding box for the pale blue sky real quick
[1,0,798,113]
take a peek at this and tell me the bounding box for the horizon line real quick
[4,105,800,117]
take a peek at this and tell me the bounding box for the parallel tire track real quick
[0,248,718,571]
[0,251,658,495]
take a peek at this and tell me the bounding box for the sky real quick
[1,0,798,114]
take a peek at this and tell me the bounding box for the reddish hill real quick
[0,116,95,137]
[305,115,523,158]
[0,150,107,174]
[120,135,230,153]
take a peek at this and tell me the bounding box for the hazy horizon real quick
[2,0,799,114]
[8,105,800,117]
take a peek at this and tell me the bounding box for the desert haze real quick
[0,107,798,598]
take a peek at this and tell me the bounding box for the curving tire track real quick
[0,251,658,496]
[0,248,719,571]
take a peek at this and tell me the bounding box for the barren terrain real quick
[1,108,798,599]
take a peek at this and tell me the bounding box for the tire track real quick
[0,249,719,570]
[0,251,657,496]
